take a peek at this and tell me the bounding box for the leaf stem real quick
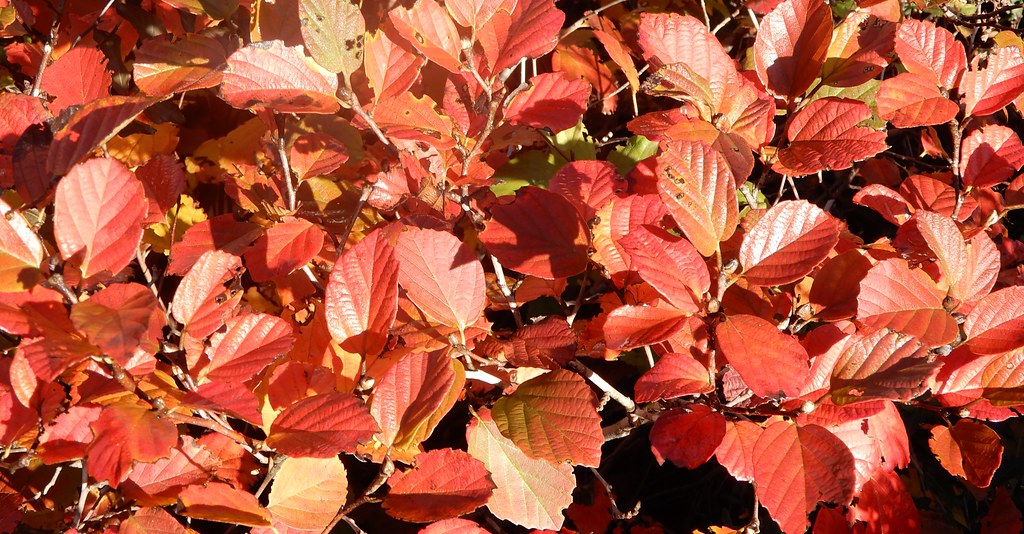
[341,87,395,152]
[337,183,372,254]
[489,255,524,328]
[322,457,394,534]
[274,113,297,212]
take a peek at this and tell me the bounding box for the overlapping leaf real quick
[603,304,690,350]
[655,139,737,257]
[133,34,226,96]
[929,420,1003,488]
[960,124,1024,188]
[243,217,325,282]
[87,402,178,488]
[364,29,425,100]
[491,369,603,467]
[739,200,839,287]
[961,46,1024,117]
[753,0,833,99]
[964,287,1024,355]
[481,186,590,279]
[299,0,364,79]
[389,0,463,73]
[466,409,575,531]
[820,12,895,88]
[505,73,591,133]
[634,352,714,403]
[197,313,293,384]
[40,47,110,114]
[831,329,938,405]
[877,73,960,128]
[366,352,463,463]
[894,19,966,90]
[716,314,811,399]
[383,449,495,522]
[620,225,709,312]
[70,283,160,365]
[856,258,958,347]
[752,420,855,534]
[220,41,339,114]
[776,98,887,175]
[54,158,146,279]
[178,482,271,527]
[549,160,623,220]
[649,405,726,469]
[0,199,44,291]
[46,96,154,176]
[396,227,486,332]
[266,392,379,458]
[170,250,242,338]
[325,229,398,356]
[263,456,347,532]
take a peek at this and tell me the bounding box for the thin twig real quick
[254,455,286,498]
[566,263,592,326]
[322,458,394,534]
[73,460,88,529]
[274,113,297,212]
[337,184,372,254]
[30,0,65,97]
[568,360,636,413]
[559,0,630,39]
[342,87,395,151]
[490,255,523,328]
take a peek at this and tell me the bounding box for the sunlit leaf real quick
[753,419,855,534]
[383,449,494,522]
[198,313,293,384]
[505,73,591,133]
[390,0,463,73]
[0,199,44,291]
[753,0,833,99]
[46,96,155,176]
[739,200,839,287]
[776,98,887,175]
[656,139,737,257]
[54,158,146,279]
[635,352,714,403]
[603,304,690,350]
[266,392,378,458]
[133,34,226,97]
[264,456,347,532]
[325,229,398,356]
[856,258,958,347]
[960,124,1024,189]
[894,19,966,90]
[929,420,1003,488]
[820,12,895,88]
[40,47,111,114]
[243,217,325,282]
[831,329,938,405]
[965,287,1024,355]
[178,482,271,527]
[620,225,709,312]
[87,402,178,488]
[466,409,575,531]
[491,369,602,467]
[396,227,486,332]
[877,73,960,128]
[221,40,339,114]
[716,314,811,399]
[299,0,364,79]
[961,46,1024,117]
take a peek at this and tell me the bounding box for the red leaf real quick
[960,124,1024,188]
[912,209,967,290]
[894,19,966,90]
[877,72,960,128]
[243,217,324,282]
[390,0,463,73]
[326,229,398,356]
[46,96,155,176]
[54,158,146,279]
[198,313,293,384]
[929,419,1003,488]
[170,250,242,338]
[739,200,839,287]
[122,436,221,506]
[961,46,1024,117]
[831,329,938,405]
[852,184,914,225]
[649,405,726,469]
[856,258,958,347]
[850,469,920,533]
[384,448,495,522]
[591,195,667,284]
[70,283,160,365]
[603,304,690,350]
[167,215,261,275]
[753,0,833,99]
[181,381,263,426]
[372,92,457,150]
[396,227,486,332]
[136,155,186,225]
[489,0,563,73]
[266,392,379,458]
[777,98,887,175]
[221,40,339,114]
[809,250,873,321]
[364,28,425,101]
[289,132,349,180]
[87,402,178,488]
[119,507,189,534]
[981,487,1023,534]
[753,420,856,534]
[491,369,603,467]
[40,47,110,114]
[0,198,45,291]
[263,456,347,532]
[620,225,709,312]
[965,286,1024,355]
[481,186,590,279]
[419,518,491,534]
[549,160,623,221]
[37,405,102,465]
[715,420,763,482]
[133,34,227,96]
[716,314,811,398]
[366,352,462,463]
[820,12,895,88]
[656,139,738,257]
[0,92,49,188]
[505,73,591,133]
[178,482,271,527]
[466,409,575,530]
[635,352,714,403]
[636,13,739,114]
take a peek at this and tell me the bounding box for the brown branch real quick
[322,458,394,534]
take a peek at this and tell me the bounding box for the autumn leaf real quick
[930,420,1003,488]
[325,229,399,356]
[299,0,364,80]
[221,41,340,114]
[40,47,111,114]
[467,409,575,530]
[396,227,486,333]
[739,200,839,287]
[856,258,959,347]
[383,449,495,522]
[266,392,379,458]
[263,456,347,532]
[504,73,591,133]
[959,124,1024,189]
[87,402,178,488]
[831,329,938,405]
[776,98,887,175]
[753,0,833,99]
[961,46,1024,117]
[634,352,714,403]
[243,217,325,282]
[894,19,966,90]
[649,405,726,469]
[877,73,960,128]
[133,34,227,97]
[46,96,155,176]
[178,482,271,527]
[491,369,603,467]
[0,199,44,291]
[716,314,811,399]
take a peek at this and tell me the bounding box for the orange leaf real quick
[894,19,966,90]
[634,352,714,403]
[856,258,958,347]
[831,329,938,405]
[396,226,486,332]
[965,286,1024,355]
[877,72,960,128]
[390,0,463,73]
[960,124,1024,188]
[929,420,1003,488]
[753,0,833,99]
[649,405,726,468]
[243,217,325,282]
[716,314,811,399]
[46,96,155,176]
[325,229,398,356]
[820,12,895,88]
[71,283,160,365]
[133,34,227,97]
[221,40,339,114]
[777,98,887,175]
[961,46,1024,117]
[178,482,271,527]
[384,448,494,522]
[264,456,347,532]
[87,402,178,488]
[739,200,839,287]
[198,313,293,384]
[266,392,378,458]
[0,198,45,291]
[40,47,111,114]
[505,72,591,133]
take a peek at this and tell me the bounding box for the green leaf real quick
[608,135,657,175]
[298,0,365,82]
